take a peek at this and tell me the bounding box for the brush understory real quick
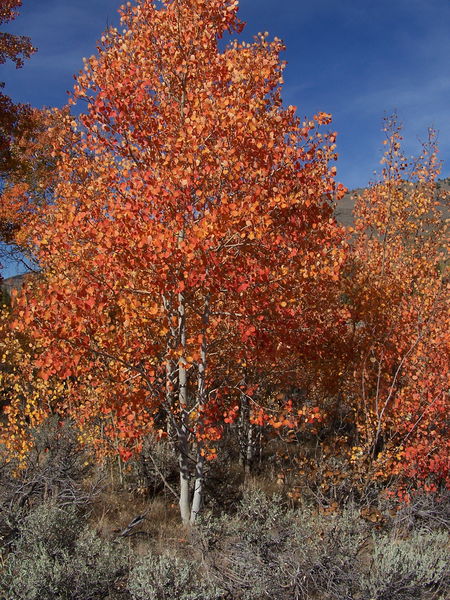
[0,419,448,600]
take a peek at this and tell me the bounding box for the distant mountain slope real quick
[335,178,450,226]
[334,189,360,227]
[1,273,28,295]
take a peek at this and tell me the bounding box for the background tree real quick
[0,0,35,177]
[0,107,65,268]
[0,0,39,267]
[341,117,449,492]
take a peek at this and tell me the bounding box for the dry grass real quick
[89,478,184,560]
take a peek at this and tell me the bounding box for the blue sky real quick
[1,0,450,276]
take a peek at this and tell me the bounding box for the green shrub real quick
[10,499,80,555]
[68,528,129,600]
[0,502,127,600]
[361,528,449,600]
[127,552,221,600]
[290,506,369,600]
[195,489,367,600]
[195,490,450,600]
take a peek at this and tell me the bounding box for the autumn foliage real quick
[0,0,35,176]
[341,119,449,492]
[0,0,448,523]
[0,107,65,252]
[0,0,45,260]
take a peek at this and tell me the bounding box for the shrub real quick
[68,528,129,600]
[195,490,450,600]
[127,552,221,600]
[391,490,450,532]
[9,499,80,555]
[0,417,101,549]
[289,506,369,600]
[361,528,449,600]
[196,489,368,600]
[0,502,128,600]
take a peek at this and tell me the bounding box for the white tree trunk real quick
[190,454,205,524]
[178,425,191,525]
[190,296,209,524]
[177,281,192,525]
